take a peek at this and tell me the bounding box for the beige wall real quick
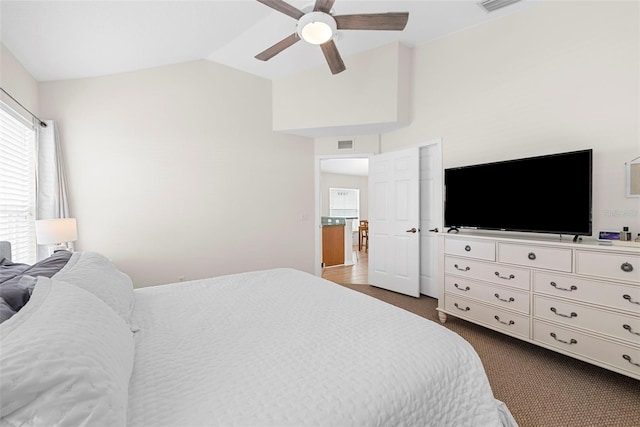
[273,42,410,137]
[38,60,315,287]
[0,43,39,121]
[380,1,640,235]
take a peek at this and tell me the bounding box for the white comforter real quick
[128,268,516,427]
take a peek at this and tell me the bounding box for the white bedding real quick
[128,268,516,427]
[1,277,134,426]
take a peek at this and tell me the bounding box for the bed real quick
[0,243,517,426]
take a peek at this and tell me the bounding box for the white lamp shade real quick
[35,218,78,244]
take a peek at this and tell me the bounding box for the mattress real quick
[128,268,516,426]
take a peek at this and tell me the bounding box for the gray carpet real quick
[339,283,640,427]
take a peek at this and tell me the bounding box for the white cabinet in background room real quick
[437,233,640,380]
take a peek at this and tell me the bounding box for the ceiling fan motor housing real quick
[297,11,337,45]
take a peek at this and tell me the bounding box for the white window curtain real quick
[36,120,73,260]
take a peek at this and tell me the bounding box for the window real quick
[329,187,359,231]
[0,104,36,263]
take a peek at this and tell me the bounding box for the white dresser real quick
[437,233,640,380]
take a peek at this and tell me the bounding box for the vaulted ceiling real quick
[1,0,538,82]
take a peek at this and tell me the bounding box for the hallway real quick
[321,246,368,285]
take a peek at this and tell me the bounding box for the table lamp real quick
[35,218,78,254]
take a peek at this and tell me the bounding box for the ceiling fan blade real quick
[256,0,304,20]
[313,0,335,13]
[255,33,300,61]
[335,12,409,31]
[320,40,346,75]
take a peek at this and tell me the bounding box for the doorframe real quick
[314,138,443,281]
[314,153,373,277]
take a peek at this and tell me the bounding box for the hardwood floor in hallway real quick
[321,246,368,285]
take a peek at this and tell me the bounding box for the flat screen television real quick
[444,149,592,238]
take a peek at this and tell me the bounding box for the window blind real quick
[329,188,360,231]
[0,104,36,263]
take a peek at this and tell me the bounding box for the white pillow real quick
[53,251,135,325]
[0,277,134,426]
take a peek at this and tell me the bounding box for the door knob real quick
[406,228,417,233]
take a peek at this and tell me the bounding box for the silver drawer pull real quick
[550,307,577,318]
[494,293,515,303]
[527,252,536,260]
[454,303,470,312]
[550,332,577,345]
[623,354,640,368]
[454,264,470,272]
[494,271,515,280]
[623,294,640,305]
[494,315,514,326]
[623,324,640,336]
[620,262,634,273]
[464,245,471,252]
[454,283,470,291]
[550,282,577,292]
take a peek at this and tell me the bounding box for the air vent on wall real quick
[478,0,521,13]
[337,140,354,150]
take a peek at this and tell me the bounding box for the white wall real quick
[38,60,315,287]
[0,44,39,121]
[273,42,410,137]
[381,1,640,235]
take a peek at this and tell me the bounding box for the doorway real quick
[318,156,370,285]
[315,139,443,296]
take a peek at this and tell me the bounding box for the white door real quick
[368,147,420,297]
[419,144,443,298]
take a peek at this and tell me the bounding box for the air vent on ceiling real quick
[337,140,354,150]
[478,0,522,13]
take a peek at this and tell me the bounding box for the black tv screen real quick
[444,149,592,236]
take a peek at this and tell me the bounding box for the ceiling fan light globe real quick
[302,22,332,44]
[297,11,337,45]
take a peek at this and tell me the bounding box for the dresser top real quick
[441,230,640,254]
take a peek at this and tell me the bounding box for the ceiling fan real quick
[255,0,409,75]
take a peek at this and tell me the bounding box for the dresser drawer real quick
[445,295,529,339]
[498,243,572,272]
[445,276,530,314]
[576,250,640,283]
[533,320,640,378]
[445,256,530,290]
[533,295,640,346]
[533,271,640,314]
[445,238,495,261]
